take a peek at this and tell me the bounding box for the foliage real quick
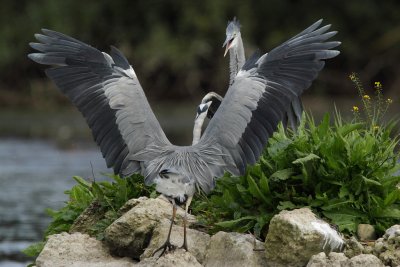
[192,110,400,238]
[2,0,400,104]
[22,174,155,258]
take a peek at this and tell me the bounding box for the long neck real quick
[192,112,208,145]
[229,34,245,86]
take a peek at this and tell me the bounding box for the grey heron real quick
[204,17,304,129]
[28,19,340,256]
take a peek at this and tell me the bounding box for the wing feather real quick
[29,29,171,176]
[199,20,340,175]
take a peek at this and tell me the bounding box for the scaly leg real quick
[152,200,177,257]
[180,195,193,251]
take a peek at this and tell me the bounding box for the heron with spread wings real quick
[28,19,340,256]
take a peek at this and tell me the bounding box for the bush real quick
[192,77,400,239]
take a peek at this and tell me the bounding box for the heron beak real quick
[222,37,233,57]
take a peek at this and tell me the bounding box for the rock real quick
[203,231,267,267]
[379,249,400,266]
[344,237,364,258]
[104,196,195,259]
[118,197,149,214]
[307,252,385,267]
[36,232,136,267]
[347,254,384,267]
[371,224,400,266]
[384,225,400,239]
[357,224,376,241]
[142,218,210,263]
[307,252,348,267]
[138,249,202,267]
[265,208,344,267]
[69,200,105,234]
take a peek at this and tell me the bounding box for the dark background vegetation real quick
[0,0,399,143]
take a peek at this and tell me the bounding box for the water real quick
[0,139,111,266]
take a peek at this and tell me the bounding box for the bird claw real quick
[179,242,188,251]
[152,241,176,257]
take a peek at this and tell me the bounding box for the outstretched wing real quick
[199,19,340,175]
[28,29,171,176]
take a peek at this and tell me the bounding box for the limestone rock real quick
[118,197,150,214]
[104,196,195,259]
[347,254,384,267]
[36,232,136,267]
[357,224,376,241]
[384,224,400,240]
[307,252,348,267]
[371,224,400,266]
[142,218,210,263]
[203,231,267,267]
[379,249,400,266]
[138,249,202,267]
[307,252,385,267]
[265,208,344,267]
[69,200,105,234]
[344,237,364,258]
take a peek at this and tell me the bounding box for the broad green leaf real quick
[374,207,400,218]
[362,176,382,186]
[73,176,91,189]
[338,122,364,136]
[270,168,294,181]
[384,190,400,206]
[259,173,270,195]
[277,201,297,210]
[292,153,320,165]
[247,175,271,205]
[215,216,256,228]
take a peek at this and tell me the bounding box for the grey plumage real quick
[29,19,340,205]
[223,18,307,131]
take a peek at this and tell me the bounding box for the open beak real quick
[223,37,233,57]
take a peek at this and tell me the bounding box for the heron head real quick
[223,17,241,57]
[195,100,212,120]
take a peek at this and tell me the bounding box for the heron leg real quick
[180,195,193,251]
[152,201,177,257]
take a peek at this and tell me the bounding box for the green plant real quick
[192,110,400,238]
[23,174,155,259]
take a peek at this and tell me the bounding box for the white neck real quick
[192,112,208,145]
[229,34,245,86]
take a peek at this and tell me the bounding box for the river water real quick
[0,139,111,266]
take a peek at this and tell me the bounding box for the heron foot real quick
[152,241,176,258]
[179,241,188,251]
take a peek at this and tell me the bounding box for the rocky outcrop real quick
[373,224,400,266]
[104,195,195,259]
[307,252,385,267]
[39,197,400,267]
[36,232,137,267]
[138,249,202,267]
[307,252,349,267]
[265,208,344,267]
[141,218,210,263]
[204,231,267,267]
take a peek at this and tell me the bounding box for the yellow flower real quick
[363,95,370,100]
[374,81,382,89]
[387,98,393,104]
[349,73,356,81]
[373,125,379,130]
[352,106,359,112]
